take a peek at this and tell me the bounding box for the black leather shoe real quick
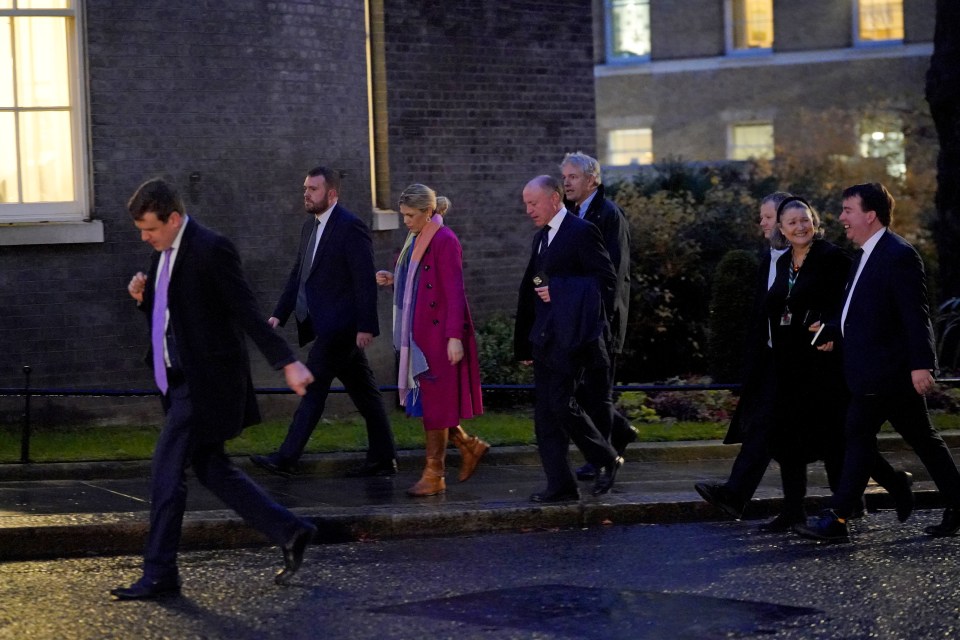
[758,511,805,533]
[344,458,398,478]
[250,454,295,478]
[110,576,181,601]
[575,463,597,481]
[924,506,960,537]
[694,482,745,521]
[611,424,639,456]
[891,471,914,523]
[530,487,581,503]
[794,509,850,543]
[276,522,317,585]
[591,457,623,496]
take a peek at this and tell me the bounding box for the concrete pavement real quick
[2,433,958,561]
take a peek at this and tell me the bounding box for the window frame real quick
[853,0,904,48]
[606,127,654,167]
[604,0,652,64]
[727,122,775,161]
[724,0,774,57]
[0,1,90,225]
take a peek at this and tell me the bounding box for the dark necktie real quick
[152,249,173,394]
[538,227,549,254]
[846,248,864,291]
[572,203,581,218]
[296,218,320,321]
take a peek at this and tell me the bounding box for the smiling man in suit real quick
[251,166,397,479]
[796,182,960,542]
[515,175,623,502]
[114,179,317,600]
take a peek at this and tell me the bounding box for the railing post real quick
[20,365,31,464]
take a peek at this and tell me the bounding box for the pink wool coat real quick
[411,225,483,430]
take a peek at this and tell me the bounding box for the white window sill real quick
[0,220,104,246]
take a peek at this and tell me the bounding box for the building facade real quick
[594,0,934,177]
[0,0,596,424]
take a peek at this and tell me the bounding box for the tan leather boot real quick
[406,429,447,497]
[449,425,490,482]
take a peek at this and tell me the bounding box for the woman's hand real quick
[376,270,394,287]
[447,338,464,365]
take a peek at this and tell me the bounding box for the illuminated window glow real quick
[857,0,903,43]
[731,0,773,51]
[607,0,651,60]
[608,128,653,166]
[729,123,774,160]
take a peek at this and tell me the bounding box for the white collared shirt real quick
[841,226,886,335]
[545,207,568,246]
[767,246,789,347]
[309,202,336,264]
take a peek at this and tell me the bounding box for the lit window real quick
[729,123,774,160]
[608,128,653,166]
[607,0,650,61]
[859,116,905,178]
[856,0,903,43]
[729,0,773,52]
[0,1,87,223]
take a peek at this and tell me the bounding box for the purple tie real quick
[152,249,173,394]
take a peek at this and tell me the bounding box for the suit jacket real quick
[514,213,616,372]
[840,229,937,396]
[566,184,631,354]
[141,219,296,443]
[273,203,380,348]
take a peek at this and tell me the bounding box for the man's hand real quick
[283,361,314,396]
[267,316,280,329]
[911,369,935,396]
[356,332,374,349]
[128,272,147,303]
[375,270,394,287]
[534,285,551,303]
[447,338,463,365]
[808,321,834,352]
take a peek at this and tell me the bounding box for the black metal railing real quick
[2,365,957,464]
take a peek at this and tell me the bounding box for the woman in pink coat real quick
[376,184,486,496]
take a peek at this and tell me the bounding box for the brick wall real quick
[380,0,597,319]
[0,0,598,424]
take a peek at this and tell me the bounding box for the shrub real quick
[645,377,737,422]
[475,313,534,409]
[708,250,760,383]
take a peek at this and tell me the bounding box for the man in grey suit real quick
[797,182,960,542]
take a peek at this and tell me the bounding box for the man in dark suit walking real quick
[560,152,638,481]
[797,182,960,542]
[515,175,623,502]
[252,166,397,478]
[113,179,317,600]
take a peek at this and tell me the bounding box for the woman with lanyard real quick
[376,184,486,497]
[762,196,852,531]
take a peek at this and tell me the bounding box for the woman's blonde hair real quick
[399,183,451,216]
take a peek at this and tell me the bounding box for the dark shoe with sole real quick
[794,509,850,543]
[891,471,914,523]
[611,424,639,456]
[344,458,398,478]
[592,457,624,496]
[694,482,745,521]
[924,506,960,537]
[530,487,581,503]
[758,511,805,533]
[250,454,295,478]
[276,522,317,585]
[575,463,597,481]
[110,576,181,601]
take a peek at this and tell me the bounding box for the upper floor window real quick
[727,0,773,53]
[855,0,903,44]
[608,128,653,166]
[728,123,774,161]
[0,0,87,223]
[606,0,651,62]
[859,115,905,179]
